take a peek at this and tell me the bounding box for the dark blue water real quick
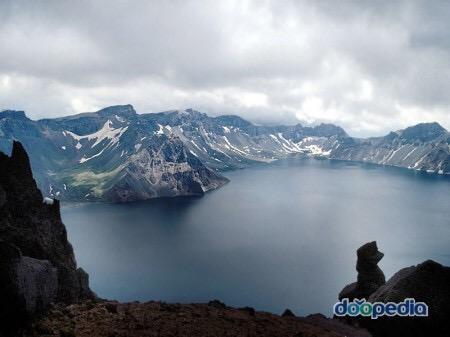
[62,158,450,316]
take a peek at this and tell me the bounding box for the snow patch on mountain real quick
[156,124,164,135]
[115,114,126,123]
[79,147,107,163]
[65,120,128,148]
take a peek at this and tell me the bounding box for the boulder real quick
[366,260,450,337]
[17,256,58,313]
[0,240,58,332]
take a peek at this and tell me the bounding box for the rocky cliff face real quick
[0,141,95,333]
[103,134,228,202]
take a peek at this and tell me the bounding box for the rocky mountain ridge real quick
[0,106,228,202]
[1,105,449,202]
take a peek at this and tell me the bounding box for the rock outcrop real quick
[339,242,450,337]
[339,241,385,300]
[367,260,450,337]
[0,241,58,314]
[0,141,95,333]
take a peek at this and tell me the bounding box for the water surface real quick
[62,158,450,316]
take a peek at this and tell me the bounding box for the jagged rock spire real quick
[10,140,33,178]
[0,141,95,333]
[339,241,385,300]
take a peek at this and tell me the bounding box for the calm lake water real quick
[62,158,450,316]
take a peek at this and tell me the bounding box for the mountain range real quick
[0,105,449,201]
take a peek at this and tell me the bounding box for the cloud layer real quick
[1,0,449,136]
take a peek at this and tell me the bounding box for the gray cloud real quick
[0,0,449,136]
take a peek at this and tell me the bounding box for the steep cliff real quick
[0,141,95,333]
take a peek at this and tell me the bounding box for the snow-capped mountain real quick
[140,108,348,170]
[328,122,450,174]
[0,105,449,201]
[0,106,228,201]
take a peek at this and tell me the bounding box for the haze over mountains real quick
[0,105,449,202]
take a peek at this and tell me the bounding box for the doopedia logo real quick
[333,298,428,319]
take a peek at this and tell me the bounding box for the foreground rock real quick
[339,241,385,300]
[28,301,371,337]
[366,260,450,337]
[339,242,450,337]
[0,142,95,334]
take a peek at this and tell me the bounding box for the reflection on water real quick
[62,158,450,316]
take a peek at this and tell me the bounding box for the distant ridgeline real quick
[0,105,449,202]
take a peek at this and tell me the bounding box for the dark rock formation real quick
[208,299,227,309]
[238,306,255,316]
[282,309,296,317]
[339,241,385,300]
[339,242,450,337]
[366,260,450,337]
[0,240,58,313]
[0,141,95,333]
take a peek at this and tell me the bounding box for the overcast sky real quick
[0,0,449,136]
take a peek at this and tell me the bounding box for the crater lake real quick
[62,158,450,316]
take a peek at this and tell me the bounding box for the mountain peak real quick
[3,141,42,205]
[312,123,348,138]
[400,122,447,142]
[0,110,29,120]
[183,108,205,117]
[213,115,252,128]
[97,104,136,117]
[11,140,28,159]
[10,141,33,178]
